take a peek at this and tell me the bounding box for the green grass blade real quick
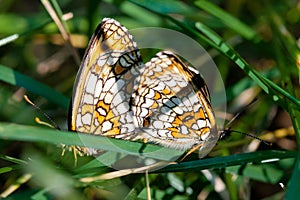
[0,154,27,165]
[0,64,69,110]
[0,123,182,161]
[194,0,258,40]
[195,22,300,108]
[0,165,23,174]
[0,13,57,46]
[222,68,279,103]
[227,163,284,184]
[48,0,70,32]
[286,155,300,200]
[1,122,294,176]
[157,150,296,173]
[128,0,191,14]
[267,7,300,198]
[24,149,83,200]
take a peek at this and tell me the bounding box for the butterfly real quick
[69,18,219,159]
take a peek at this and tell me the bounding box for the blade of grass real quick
[0,165,23,174]
[0,64,69,110]
[0,122,183,161]
[40,0,81,66]
[24,149,83,200]
[267,6,300,198]
[128,0,191,15]
[194,22,300,108]
[268,6,300,142]
[286,155,300,200]
[0,154,27,165]
[194,0,258,40]
[226,163,284,184]
[0,122,295,174]
[0,34,19,46]
[0,173,32,198]
[219,68,279,103]
[157,150,296,173]
[48,0,70,32]
[0,13,73,47]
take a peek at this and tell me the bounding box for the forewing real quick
[70,18,143,138]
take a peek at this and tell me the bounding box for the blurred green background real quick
[0,0,299,199]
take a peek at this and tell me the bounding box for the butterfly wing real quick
[70,18,143,141]
[132,51,219,156]
[70,18,218,158]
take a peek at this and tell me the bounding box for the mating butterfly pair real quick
[69,18,219,158]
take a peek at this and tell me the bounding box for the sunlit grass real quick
[0,0,299,199]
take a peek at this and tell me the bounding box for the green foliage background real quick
[0,0,299,199]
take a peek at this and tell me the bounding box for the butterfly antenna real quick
[221,98,271,146]
[231,129,272,146]
[225,97,258,128]
[24,95,60,130]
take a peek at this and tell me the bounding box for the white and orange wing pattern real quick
[70,18,219,157]
[132,51,218,156]
[70,18,143,143]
